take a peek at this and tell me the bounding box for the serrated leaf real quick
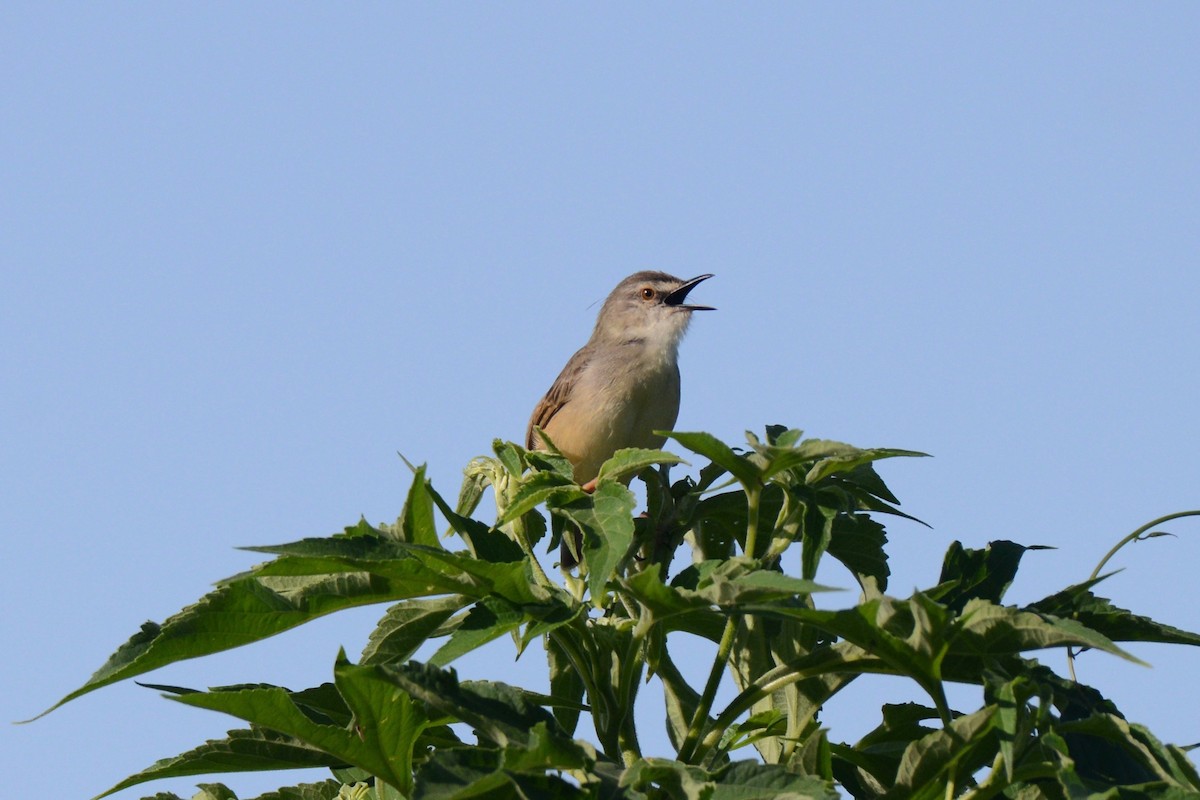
[399,464,439,548]
[952,598,1147,665]
[245,780,347,800]
[379,661,560,750]
[361,596,472,665]
[429,597,524,667]
[805,447,928,485]
[546,633,585,736]
[666,431,763,487]
[525,448,575,478]
[38,554,455,718]
[658,650,709,753]
[103,656,440,799]
[492,439,525,478]
[622,757,839,800]
[622,566,712,621]
[694,564,837,607]
[595,447,687,483]
[497,470,584,527]
[1030,583,1200,648]
[427,482,525,563]
[887,706,998,799]
[93,727,341,798]
[413,743,590,800]
[826,512,889,597]
[553,481,636,607]
[934,540,1032,614]
[710,759,840,799]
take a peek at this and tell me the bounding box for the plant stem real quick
[677,485,762,763]
[1088,510,1200,581]
[1069,510,1200,679]
[616,631,645,766]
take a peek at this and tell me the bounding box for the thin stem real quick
[1069,510,1200,678]
[677,616,738,763]
[1088,510,1200,582]
[696,654,888,762]
[744,483,763,559]
[616,631,645,766]
[677,484,762,763]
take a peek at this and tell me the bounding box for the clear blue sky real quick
[4,5,1198,797]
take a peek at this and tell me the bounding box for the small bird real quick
[526,271,714,567]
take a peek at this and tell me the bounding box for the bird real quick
[525,271,714,568]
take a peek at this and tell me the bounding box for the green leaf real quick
[525,448,575,479]
[546,633,586,736]
[454,462,490,521]
[757,438,864,483]
[622,568,715,640]
[492,439,525,478]
[379,661,560,750]
[497,470,585,527]
[933,540,1037,614]
[361,596,472,665]
[825,512,889,597]
[103,656,442,799]
[805,447,928,485]
[666,431,763,487]
[93,727,342,798]
[39,553,456,717]
[658,650,709,753]
[413,743,591,800]
[764,425,804,448]
[693,561,837,607]
[244,780,348,800]
[427,481,525,563]
[553,480,636,607]
[951,598,1147,665]
[740,595,952,716]
[887,706,998,799]
[622,757,839,800]
[595,447,687,483]
[430,597,524,667]
[710,759,840,799]
[399,464,439,547]
[1030,582,1200,647]
[1056,712,1200,789]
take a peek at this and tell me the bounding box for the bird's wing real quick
[526,345,593,449]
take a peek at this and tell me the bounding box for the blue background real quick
[4,5,1198,797]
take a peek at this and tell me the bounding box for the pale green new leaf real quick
[496,469,585,527]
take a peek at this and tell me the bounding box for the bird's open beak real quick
[664,273,715,311]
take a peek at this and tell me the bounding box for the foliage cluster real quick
[35,427,1200,799]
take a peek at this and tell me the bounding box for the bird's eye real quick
[640,287,655,301]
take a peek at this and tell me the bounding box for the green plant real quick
[33,426,1200,799]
